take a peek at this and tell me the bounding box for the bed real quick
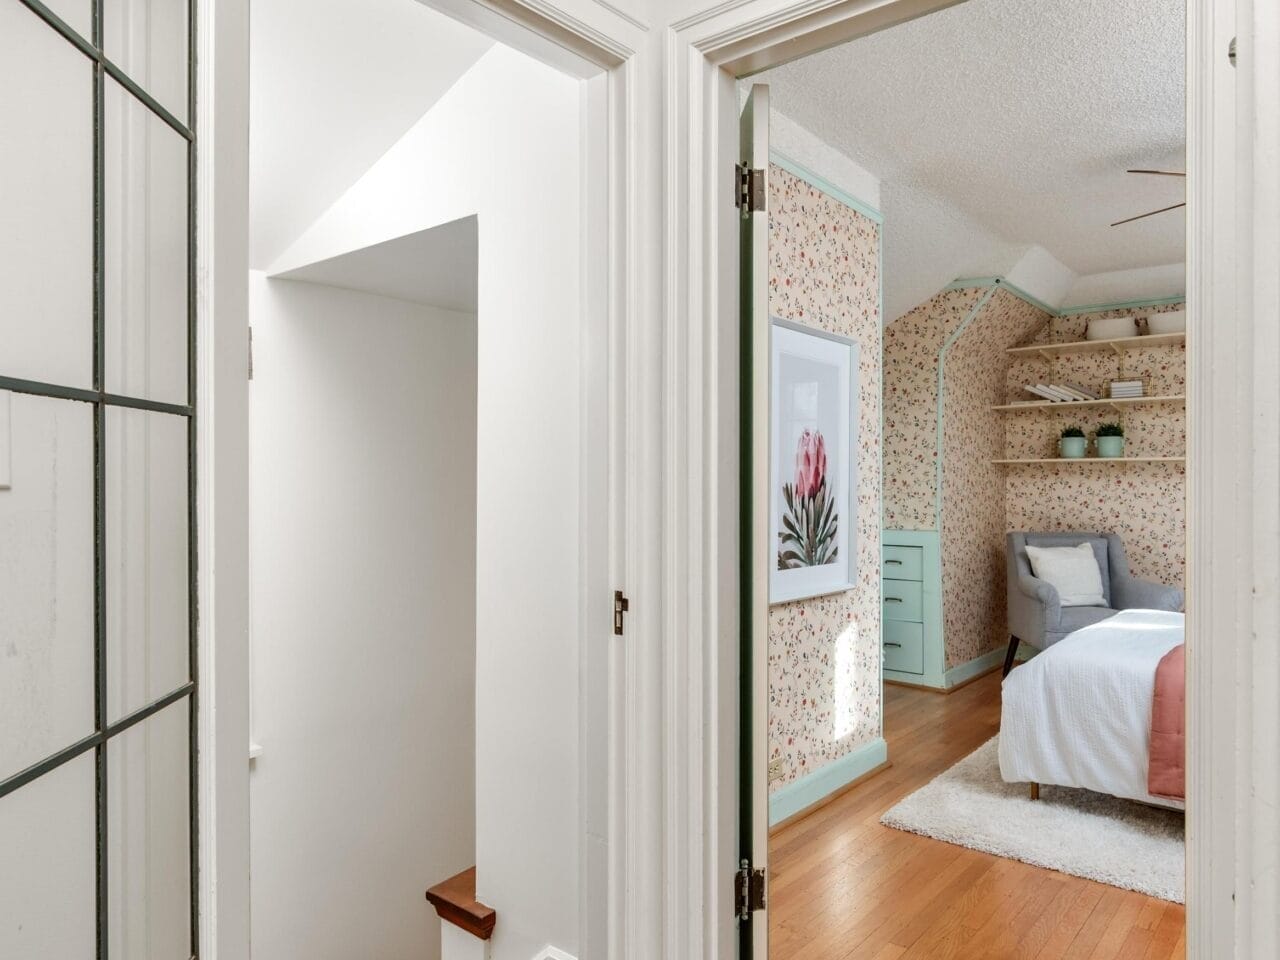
[999,608,1185,810]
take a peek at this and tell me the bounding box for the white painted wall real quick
[247,272,478,960]
[269,44,586,960]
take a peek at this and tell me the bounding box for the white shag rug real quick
[880,737,1185,903]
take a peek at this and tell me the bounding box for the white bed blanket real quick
[999,609,1185,810]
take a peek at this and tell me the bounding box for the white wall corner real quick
[767,106,882,212]
[1004,244,1077,309]
[441,925,491,960]
[1061,262,1186,308]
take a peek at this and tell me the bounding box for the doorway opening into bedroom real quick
[742,0,1189,956]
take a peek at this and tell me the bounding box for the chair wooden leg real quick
[1002,635,1020,678]
[1030,782,1040,801]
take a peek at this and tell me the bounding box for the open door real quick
[738,82,769,960]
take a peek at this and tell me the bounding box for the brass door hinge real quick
[613,590,630,636]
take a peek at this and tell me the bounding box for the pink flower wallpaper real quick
[940,289,1048,667]
[767,164,883,793]
[882,287,1187,671]
[1005,303,1187,590]
[883,287,986,530]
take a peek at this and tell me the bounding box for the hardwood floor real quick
[767,671,1185,959]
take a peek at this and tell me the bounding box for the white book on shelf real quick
[1043,385,1078,402]
[1061,383,1099,401]
[1027,384,1063,402]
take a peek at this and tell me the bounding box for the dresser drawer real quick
[883,620,924,674]
[882,544,923,582]
[882,579,923,621]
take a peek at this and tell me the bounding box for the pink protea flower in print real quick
[793,429,827,499]
[779,429,838,570]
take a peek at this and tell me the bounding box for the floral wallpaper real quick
[883,287,986,529]
[1004,303,1187,590]
[940,289,1049,667]
[881,287,1186,672]
[766,164,883,793]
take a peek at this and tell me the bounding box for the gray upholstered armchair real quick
[1004,531,1183,676]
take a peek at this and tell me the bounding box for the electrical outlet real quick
[768,757,785,782]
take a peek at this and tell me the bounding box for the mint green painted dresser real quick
[881,530,945,687]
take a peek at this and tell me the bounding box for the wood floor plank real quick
[767,672,1185,960]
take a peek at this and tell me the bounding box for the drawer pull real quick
[884,641,903,648]
[885,559,902,565]
[885,596,903,603]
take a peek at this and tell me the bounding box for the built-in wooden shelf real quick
[991,457,1186,465]
[425,867,496,941]
[992,394,1186,413]
[1007,332,1186,359]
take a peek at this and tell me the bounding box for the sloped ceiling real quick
[250,0,492,269]
[752,0,1185,318]
[276,217,478,312]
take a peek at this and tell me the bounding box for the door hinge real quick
[613,590,630,636]
[248,326,254,381]
[1229,36,1237,67]
[735,859,766,921]
[735,164,766,215]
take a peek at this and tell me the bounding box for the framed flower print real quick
[769,319,858,604]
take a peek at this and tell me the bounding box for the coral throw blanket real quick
[1148,643,1186,800]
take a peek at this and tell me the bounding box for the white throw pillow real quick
[1024,542,1106,607]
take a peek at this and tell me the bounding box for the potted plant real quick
[1095,422,1125,458]
[1059,426,1087,459]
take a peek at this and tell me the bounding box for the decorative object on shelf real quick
[1109,378,1145,399]
[1095,422,1126,458]
[769,318,858,604]
[1086,315,1139,341]
[1146,309,1186,335]
[1059,427,1087,459]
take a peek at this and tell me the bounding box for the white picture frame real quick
[769,319,858,604]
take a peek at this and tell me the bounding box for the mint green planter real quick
[1059,437,1087,458]
[1096,436,1126,458]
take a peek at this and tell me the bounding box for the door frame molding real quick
[196,1,652,958]
[664,0,1272,956]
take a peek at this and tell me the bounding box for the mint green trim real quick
[883,529,946,688]
[877,213,885,737]
[936,286,998,531]
[769,151,885,225]
[944,277,1186,318]
[943,647,1006,689]
[1056,295,1186,316]
[768,736,888,825]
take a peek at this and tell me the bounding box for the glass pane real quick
[104,76,189,407]
[0,753,96,957]
[106,407,189,722]
[108,700,192,959]
[41,0,94,44]
[0,2,93,390]
[103,0,190,125]
[0,394,95,782]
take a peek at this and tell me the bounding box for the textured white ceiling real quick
[753,0,1185,315]
[276,217,478,312]
[250,0,492,269]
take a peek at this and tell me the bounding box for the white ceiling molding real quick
[1060,263,1186,309]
